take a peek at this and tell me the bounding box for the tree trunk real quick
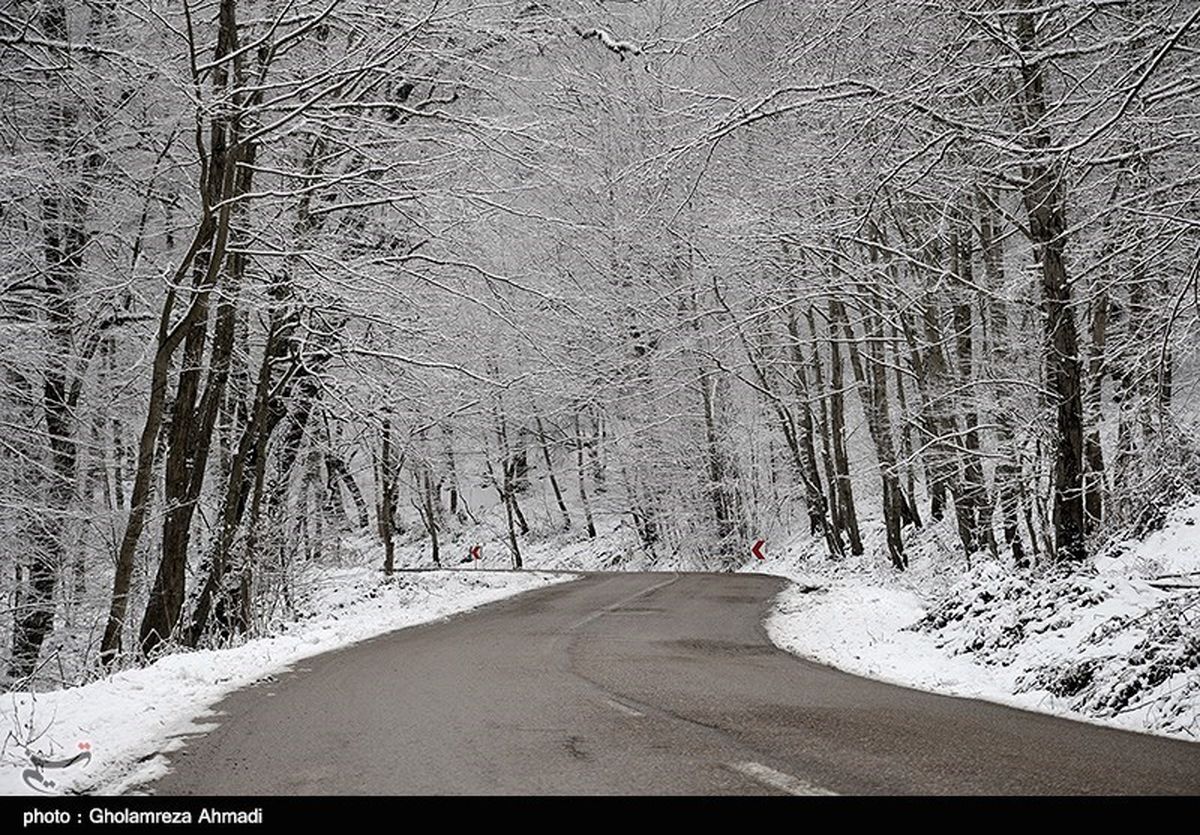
[422,469,440,567]
[805,307,860,554]
[575,414,598,539]
[141,140,254,657]
[443,424,461,518]
[949,218,992,556]
[502,459,523,569]
[785,310,843,557]
[534,415,572,531]
[587,409,606,493]
[137,0,251,655]
[100,196,223,664]
[826,299,863,554]
[834,297,907,569]
[1014,8,1087,561]
[890,324,922,529]
[183,308,293,647]
[329,450,370,530]
[920,278,956,523]
[377,416,396,576]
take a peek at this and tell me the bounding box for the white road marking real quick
[604,698,645,718]
[569,574,679,630]
[726,761,838,796]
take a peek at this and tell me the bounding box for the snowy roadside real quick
[0,568,575,796]
[760,498,1200,743]
[767,581,1013,700]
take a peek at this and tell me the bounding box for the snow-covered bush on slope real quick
[911,497,1200,738]
[764,495,1200,741]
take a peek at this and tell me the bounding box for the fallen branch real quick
[1147,573,1200,590]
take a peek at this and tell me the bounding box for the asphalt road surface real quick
[149,572,1200,795]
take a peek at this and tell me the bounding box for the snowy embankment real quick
[764,497,1200,742]
[0,566,574,795]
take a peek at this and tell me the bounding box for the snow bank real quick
[768,582,1013,698]
[762,497,1200,742]
[0,568,574,795]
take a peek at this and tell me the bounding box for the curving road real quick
[148,572,1200,795]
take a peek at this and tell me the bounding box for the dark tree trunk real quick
[100,193,224,663]
[141,146,254,657]
[443,424,461,517]
[786,310,843,557]
[138,0,252,656]
[890,325,922,530]
[378,416,396,576]
[422,469,440,568]
[575,414,598,539]
[511,490,531,536]
[1015,9,1087,561]
[501,458,524,569]
[950,219,993,557]
[535,416,572,530]
[587,409,606,493]
[826,300,863,554]
[834,296,907,570]
[183,303,295,647]
[805,308,859,553]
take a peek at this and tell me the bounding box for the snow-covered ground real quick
[0,565,573,796]
[763,497,1200,742]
